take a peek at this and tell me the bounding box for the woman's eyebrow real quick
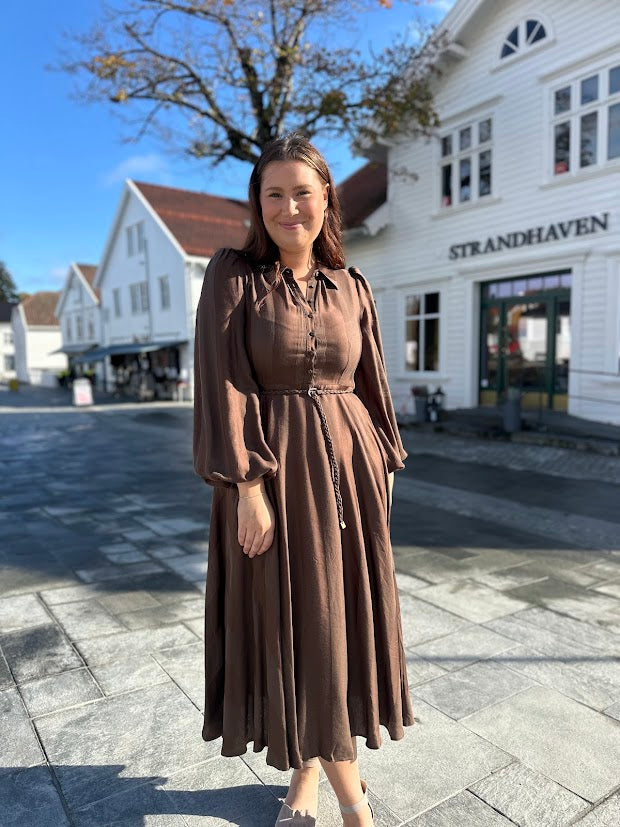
[264,183,315,191]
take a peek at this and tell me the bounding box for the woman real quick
[193,133,415,826]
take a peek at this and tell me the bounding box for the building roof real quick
[20,291,62,327]
[338,162,387,230]
[0,301,17,324]
[133,181,251,257]
[75,263,100,301]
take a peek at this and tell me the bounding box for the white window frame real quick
[113,287,122,318]
[3,331,13,345]
[87,313,95,341]
[66,317,72,343]
[158,275,171,310]
[76,315,84,341]
[130,283,140,314]
[126,221,145,257]
[548,58,620,181]
[498,17,550,65]
[438,115,494,211]
[126,226,135,257]
[139,281,149,312]
[402,287,442,376]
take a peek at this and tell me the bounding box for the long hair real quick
[241,134,345,309]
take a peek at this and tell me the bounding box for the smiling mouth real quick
[280,222,304,229]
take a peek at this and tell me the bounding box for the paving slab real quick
[412,659,535,719]
[405,788,515,825]
[574,789,620,826]
[33,681,216,814]
[505,576,620,632]
[90,655,171,696]
[1,623,84,682]
[407,623,519,672]
[157,757,281,826]
[0,686,45,774]
[0,593,51,633]
[153,643,204,710]
[0,765,71,827]
[356,695,513,822]
[491,644,620,711]
[75,624,199,667]
[20,667,103,718]
[413,578,530,623]
[511,606,620,655]
[462,684,620,802]
[119,598,204,631]
[397,592,470,648]
[468,760,589,826]
[47,599,126,639]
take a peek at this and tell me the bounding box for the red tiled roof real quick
[76,263,101,301]
[338,162,387,230]
[20,291,62,327]
[133,181,250,257]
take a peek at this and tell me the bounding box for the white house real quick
[55,263,102,381]
[91,179,250,399]
[11,291,67,387]
[344,0,620,425]
[0,301,17,383]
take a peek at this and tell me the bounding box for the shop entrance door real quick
[479,272,571,411]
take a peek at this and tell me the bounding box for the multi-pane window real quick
[159,275,171,310]
[500,18,547,60]
[440,117,492,208]
[3,331,12,345]
[4,355,14,371]
[126,221,145,257]
[405,292,440,372]
[130,281,149,314]
[113,288,122,318]
[76,316,83,340]
[87,314,95,340]
[66,317,72,342]
[552,61,620,176]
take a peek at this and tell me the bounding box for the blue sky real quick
[0,0,454,294]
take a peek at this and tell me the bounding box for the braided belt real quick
[259,386,354,530]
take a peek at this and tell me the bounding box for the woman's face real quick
[259,160,329,261]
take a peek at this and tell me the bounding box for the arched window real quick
[501,19,547,60]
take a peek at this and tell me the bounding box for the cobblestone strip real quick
[401,430,620,485]
[397,475,620,551]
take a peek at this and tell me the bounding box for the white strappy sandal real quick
[338,778,374,822]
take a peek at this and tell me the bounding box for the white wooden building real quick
[91,179,249,399]
[55,263,102,382]
[344,0,620,425]
[0,301,17,383]
[11,291,66,387]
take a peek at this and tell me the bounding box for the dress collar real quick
[279,264,339,290]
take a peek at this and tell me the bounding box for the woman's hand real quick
[237,483,276,558]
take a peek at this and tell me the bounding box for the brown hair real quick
[241,133,345,308]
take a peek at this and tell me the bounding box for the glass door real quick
[479,272,571,410]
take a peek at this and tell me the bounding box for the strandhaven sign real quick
[449,212,610,260]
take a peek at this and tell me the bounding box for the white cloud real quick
[426,0,457,15]
[49,265,69,283]
[100,153,171,188]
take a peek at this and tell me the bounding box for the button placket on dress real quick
[278,268,347,529]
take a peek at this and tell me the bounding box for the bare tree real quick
[56,0,446,165]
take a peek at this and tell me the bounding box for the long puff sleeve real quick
[193,248,279,488]
[350,266,408,474]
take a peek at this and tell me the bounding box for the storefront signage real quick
[449,212,609,260]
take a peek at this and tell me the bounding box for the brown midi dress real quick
[193,247,415,771]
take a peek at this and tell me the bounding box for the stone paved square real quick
[1,397,619,824]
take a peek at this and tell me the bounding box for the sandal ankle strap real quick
[338,781,368,815]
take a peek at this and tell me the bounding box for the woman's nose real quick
[281,198,298,215]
